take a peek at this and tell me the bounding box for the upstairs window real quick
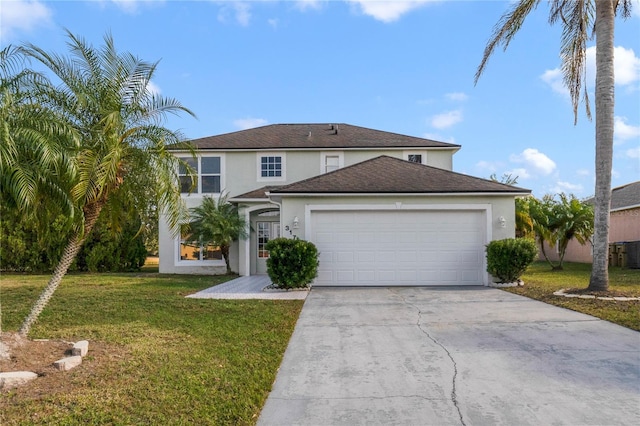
[321,152,344,174]
[324,155,340,173]
[261,156,282,177]
[178,156,221,194]
[404,151,426,165]
[258,153,286,181]
[408,154,422,164]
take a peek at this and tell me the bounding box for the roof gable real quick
[271,156,530,195]
[184,123,460,151]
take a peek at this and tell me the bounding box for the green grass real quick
[505,262,640,331]
[1,272,304,425]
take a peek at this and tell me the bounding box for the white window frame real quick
[320,151,344,174]
[403,150,427,165]
[177,154,224,196]
[257,152,286,182]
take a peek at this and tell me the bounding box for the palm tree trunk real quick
[221,244,231,274]
[589,0,615,292]
[18,202,103,337]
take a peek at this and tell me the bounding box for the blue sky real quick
[2,0,639,198]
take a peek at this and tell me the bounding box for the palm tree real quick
[0,46,77,214]
[475,0,633,291]
[15,31,195,337]
[185,194,249,274]
[553,193,594,269]
[515,196,534,239]
[528,195,559,268]
[1,46,78,336]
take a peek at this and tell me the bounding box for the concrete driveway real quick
[258,287,640,425]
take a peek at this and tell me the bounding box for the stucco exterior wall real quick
[277,195,516,243]
[610,207,640,242]
[541,206,640,264]
[159,148,458,275]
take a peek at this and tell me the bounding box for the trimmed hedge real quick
[266,238,319,289]
[486,238,537,283]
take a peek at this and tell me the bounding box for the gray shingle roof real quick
[184,123,460,150]
[271,156,531,195]
[584,181,640,210]
[232,186,282,200]
[610,181,640,210]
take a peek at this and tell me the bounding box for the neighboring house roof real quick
[270,156,531,195]
[611,181,640,210]
[585,181,640,211]
[232,186,282,200]
[182,123,460,151]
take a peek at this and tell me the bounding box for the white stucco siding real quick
[276,195,517,286]
[279,195,516,242]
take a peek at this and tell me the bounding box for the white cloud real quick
[445,92,468,102]
[475,160,500,173]
[542,45,640,94]
[540,68,567,97]
[106,0,163,14]
[0,0,52,39]
[294,0,323,11]
[586,45,640,86]
[430,109,462,129]
[551,181,584,194]
[509,148,556,176]
[626,146,640,159]
[268,18,279,29]
[147,81,161,96]
[346,0,436,23]
[576,168,590,177]
[233,117,268,130]
[614,116,640,142]
[505,167,531,180]
[217,1,252,26]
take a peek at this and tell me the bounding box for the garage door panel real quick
[319,251,335,263]
[398,251,417,262]
[316,232,334,244]
[376,251,396,262]
[337,270,355,282]
[378,270,398,282]
[336,251,354,262]
[311,210,486,286]
[357,270,375,281]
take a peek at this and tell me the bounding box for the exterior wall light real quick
[293,216,300,229]
[498,216,506,228]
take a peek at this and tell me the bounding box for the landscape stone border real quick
[0,339,90,390]
[553,288,640,301]
[488,280,524,288]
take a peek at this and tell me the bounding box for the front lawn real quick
[0,272,304,425]
[505,262,640,331]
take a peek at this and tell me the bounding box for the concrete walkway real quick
[186,275,308,300]
[258,286,640,425]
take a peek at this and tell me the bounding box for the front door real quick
[256,221,281,274]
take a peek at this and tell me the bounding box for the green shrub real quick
[77,216,147,272]
[266,238,319,289]
[486,238,537,283]
[1,203,146,273]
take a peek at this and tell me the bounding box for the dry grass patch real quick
[504,262,640,331]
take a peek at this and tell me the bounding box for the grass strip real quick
[505,262,640,331]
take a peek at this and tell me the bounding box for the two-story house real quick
[159,123,530,286]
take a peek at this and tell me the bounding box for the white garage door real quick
[311,210,486,286]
